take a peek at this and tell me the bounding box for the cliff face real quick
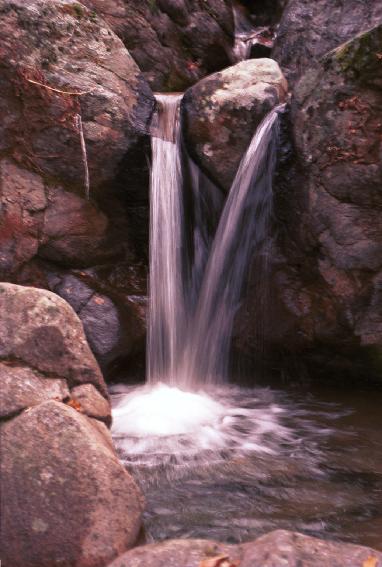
[80,0,235,91]
[238,21,382,382]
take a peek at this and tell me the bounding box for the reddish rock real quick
[81,0,234,91]
[0,0,154,190]
[1,400,144,567]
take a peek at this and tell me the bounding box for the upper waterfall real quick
[147,94,185,385]
[147,93,283,388]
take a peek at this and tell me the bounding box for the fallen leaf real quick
[200,555,240,567]
[66,398,83,412]
[363,556,379,567]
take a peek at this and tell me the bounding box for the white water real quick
[182,106,282,386]
[147,94,185,385]
[112,96,285,459]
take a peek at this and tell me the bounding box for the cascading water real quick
[147,94,185,386]
[112,98,287,457]
[182,107,281,386]
[110,95,382,549]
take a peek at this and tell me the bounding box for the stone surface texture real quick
[1,401,144,567]
[272,0,382,84]
[81,0,234,91]
[182,58,288,192]
[107,530,382,567]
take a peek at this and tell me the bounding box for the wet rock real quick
[47,269,147,379]
[0,283,108,395]
[0,363,69,418]
[81,0,234,91]
[250,23,382,381]
[107,530,382,566]
[182,59,288,192]
[0,0,154,190]
[272,0,382,85]
[1,400,144,567]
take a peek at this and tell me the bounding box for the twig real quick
[75,113,90,200]
[26,78,94,96]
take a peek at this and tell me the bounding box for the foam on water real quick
[111,384,299,469]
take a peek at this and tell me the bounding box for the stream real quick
[111,382,382,551]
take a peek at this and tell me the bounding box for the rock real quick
[47,268,147,379]
[1,400,144,567]
[0,283,108,395]
[107,538,240,567]
[0,0,154,190]
[0,362,69,418]
[272,0,382,85]
[71,383,111,426]
[182,59,288,192]
[239,530,382,567]
[255,23,382,381]
[108,530,382,566]
[0,160,113,278]
[39,187,109,267]
[81,0,234,91]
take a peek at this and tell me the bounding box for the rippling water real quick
[111,383,382,550]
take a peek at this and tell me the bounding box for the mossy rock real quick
[324,23,382,87]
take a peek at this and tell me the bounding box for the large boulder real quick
[255,24,382,381]
[0,283,107,395]
[81,0,234,91]
[108,530,382,566]
[1,400,143,567]
[272,0,382,84]
[0,0,155,190]
[182,59,288,192]
[0,283,144,566]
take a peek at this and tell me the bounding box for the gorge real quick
[1,0,382,566]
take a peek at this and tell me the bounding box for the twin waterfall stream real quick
[148,94,281,388]
[109,94,382,548]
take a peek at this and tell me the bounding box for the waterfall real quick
[182,105,283,386]
[112,101,285,459]
[147,94,283,388]
[147,94,185,385]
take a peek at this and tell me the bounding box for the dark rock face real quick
[260,24,382,381]
[1,400,144,567]
[108,530,382,567]
[182,59,288,192]
[272,0,382,85]
[81,0,234,91]
[0,0,152,375]
[46,265,147,380]
[0,0,155,190]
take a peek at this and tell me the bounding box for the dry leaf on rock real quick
[363,557,379,567]
[200,554,240,567]
[66,398,83,412]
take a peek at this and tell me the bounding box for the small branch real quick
[75,113,90,200]
[26,78,94,96]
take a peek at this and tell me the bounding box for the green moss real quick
[327,24,382,84]
[60,3,85,19]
